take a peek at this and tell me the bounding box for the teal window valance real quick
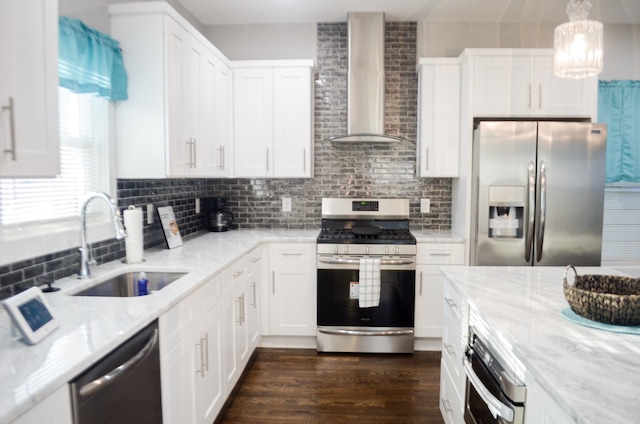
[58,17,128,101]
[598,80,640,183]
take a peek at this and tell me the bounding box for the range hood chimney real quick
[329,12,404,143]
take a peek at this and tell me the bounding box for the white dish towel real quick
[359,257,381,308]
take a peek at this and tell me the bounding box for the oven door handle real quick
[318,328,414,336]
[463,358,515,422]
[317,257,415,266]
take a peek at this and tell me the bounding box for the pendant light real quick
[553,0,603,79]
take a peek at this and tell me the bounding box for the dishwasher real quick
[70,320,162,424]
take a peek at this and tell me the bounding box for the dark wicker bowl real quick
[563,268,640,326]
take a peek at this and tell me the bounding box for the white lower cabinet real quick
[525,377,576,424]
[439,276,469,423]
[267,243,316,336]
[415,242,465,338]
[11,384,72,424]
[160,276,224,424]
[221,281,251,394]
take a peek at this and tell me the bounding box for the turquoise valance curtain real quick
[58,17,128,101]
[598,80,640,183]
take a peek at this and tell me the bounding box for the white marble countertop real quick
[441,266,640,424]
[0,228,461,423]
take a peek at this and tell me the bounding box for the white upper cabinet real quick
[0,0,59,177]
[466,49,597,119]
[109,2,232,178]
[417,58,460,178]
[233,62,314,178]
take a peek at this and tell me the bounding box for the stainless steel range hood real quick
[329,12,404,143]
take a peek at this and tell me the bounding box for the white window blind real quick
[0,87,108,227]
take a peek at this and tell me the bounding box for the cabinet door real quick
[534,56,597,118]
[246,267,261,349]
[161,327,199,424]
[204,56,232,177]
[11,384,72,424]
[195,306,225,424]
[233,67,273,177]
[525,378,576,424]
[415,267,444,338]
[472,55,533,116]
[269,244,316,336]
[0,0,59,177]
[221,282,251,394]
[417,62,460,177]
[165,20,201,176]
[273,67,313,177]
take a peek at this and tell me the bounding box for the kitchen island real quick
[441,265,640,424]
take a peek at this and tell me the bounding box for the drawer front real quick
[269,243,316,264]
[440,358,464,424]
[247,245,264,273]
[442,307,466,391]
[221,255,249,297]
[417,243,465,265]
[443,279,465,324]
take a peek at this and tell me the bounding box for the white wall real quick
[417,21,640,80]
[204,24,317,61]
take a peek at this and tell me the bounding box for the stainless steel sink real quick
[71,271,187,297]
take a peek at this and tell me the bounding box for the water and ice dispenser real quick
[488,186,524,238]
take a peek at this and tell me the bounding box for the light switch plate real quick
[282,197,292,212]
[420,198,430,213]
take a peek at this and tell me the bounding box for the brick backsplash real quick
[0,21,452,300]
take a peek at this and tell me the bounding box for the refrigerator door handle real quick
[525,161,536,262]
[536,162,547,262]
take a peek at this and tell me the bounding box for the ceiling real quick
[178,0,640,26]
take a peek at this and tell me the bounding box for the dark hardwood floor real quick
[216,348,445,423]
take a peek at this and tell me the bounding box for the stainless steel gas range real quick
[316,198,416,354]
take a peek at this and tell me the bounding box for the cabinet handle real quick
[241,293,246,325]
[443,343,455,358]
[528,83,532,109]
[441,397,453,414]
[193,138,197,168]
[444,297,458,310]
[266,148,269,173]
[429,252,452,257]
[538,83,542,109]
[251,282,257,308]
[272,271,275,295]
[2,97,17,161]
[425,147,429,171]
[233,270,245,278]
[195,338,205,377]
[251,257,260,264]
[203,333,209,372]
[303,148,306,172]
[419,271,423,296]
[218,145,225,170]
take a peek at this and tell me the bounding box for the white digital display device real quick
[2,286,59,345]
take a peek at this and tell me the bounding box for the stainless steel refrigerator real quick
[470,121,607,266]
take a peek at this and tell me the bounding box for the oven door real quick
[316,255,415,328]
[463,350,525,424]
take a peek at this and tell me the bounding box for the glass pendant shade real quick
[554,0,603,79]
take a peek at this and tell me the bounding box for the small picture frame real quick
[3,286,60,345]
[157,206,183,249]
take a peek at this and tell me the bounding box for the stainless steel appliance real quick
[464,327,526,424]
[471,121,607,266]
[70,320,162,424]
[206,197,234,232]
[316,198,416,353]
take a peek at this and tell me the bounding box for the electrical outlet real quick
[282,197,292,212]
[195,198,200,214]
[420,198,431,213]
[147,204,154,224]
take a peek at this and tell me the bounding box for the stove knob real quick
[343,246,349,254]
[334,246,339,253]
[394,246,400,254]
[384,246,389,254]
[365,246,370,254]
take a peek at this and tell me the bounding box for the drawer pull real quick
[233,270,245,278]
[444,297,458,310]
[441,397,453,414]
[443,343,455,358]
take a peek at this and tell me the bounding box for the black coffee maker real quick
[205,197,234,232]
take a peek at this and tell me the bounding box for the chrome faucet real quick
[78,192,128,279]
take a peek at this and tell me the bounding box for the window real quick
[0,88,110,227]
